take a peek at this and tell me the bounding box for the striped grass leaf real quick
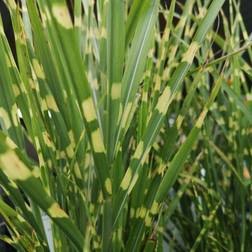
[0,133,84,250]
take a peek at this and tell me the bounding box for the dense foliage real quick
[0,0,251,251]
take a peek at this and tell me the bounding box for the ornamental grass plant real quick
[0,0,251,251]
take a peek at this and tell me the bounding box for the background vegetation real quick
[0,0,251,251]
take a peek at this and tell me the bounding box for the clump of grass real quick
[0,0,250,251]
[163,1,252,251]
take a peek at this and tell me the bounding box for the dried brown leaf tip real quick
[243,166,251,180]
